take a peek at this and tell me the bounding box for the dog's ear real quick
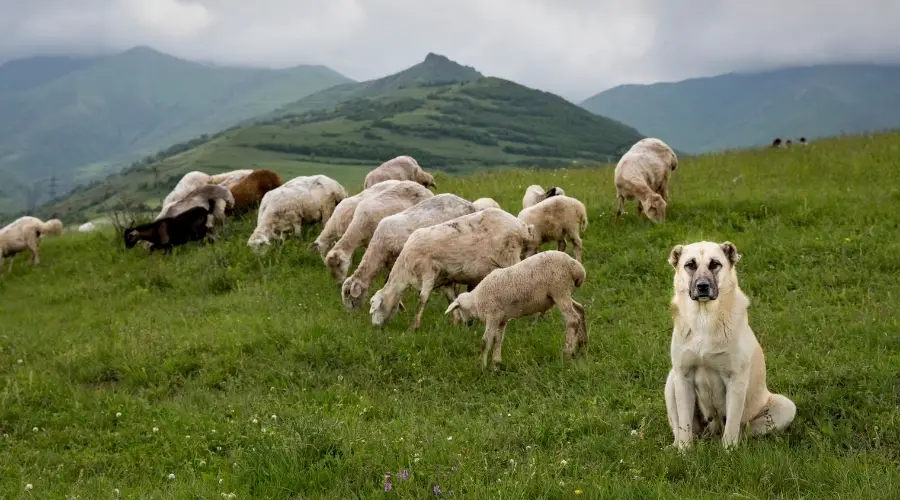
[668,245,683,268]
[720,241,741,265]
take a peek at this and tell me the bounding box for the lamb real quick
[369,208,536,331]
[309,180,403,260]
[472,197,501,210]
[0,216,64,273]
[155,184,235,232]
[522,185,565,210]
[444,250,587,368]
[247,174,348,254]
[341,193,479,310]
[78,222,96,233]
[325,181,434,282]
[363,155,436,189]
[209,169,254,189]
[124,205,211,254]
[228,169,284,215]
[517,195,588,262]
[614,137,678,223]
[158,171,211,219]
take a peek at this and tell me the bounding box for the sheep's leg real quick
[412,277,436,331]
[659,182,669,203]
[615,194,625,224]
[557,238,567,253]
[568,232,584,262]
[490,321,508,369]
[28,237,40,265]
[480,320,503,369]
[558,297,587,357]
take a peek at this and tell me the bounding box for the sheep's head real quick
[44,219,64,236]
[325,249,351,282]
[369,289,400,327]
[641,193,667,223]
[247,232,271,255]
[445,292,476,323]
[522,223,540,257]
[341,277,368,310]
[545,186,565,199]
[123,228,140,249]
[420,171,437,189]
[308,239,331,261]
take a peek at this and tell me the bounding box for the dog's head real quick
[641,193,667,223]
[668,241,741,302]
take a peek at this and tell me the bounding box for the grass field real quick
[1,133,899,498]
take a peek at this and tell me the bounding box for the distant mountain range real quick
[34,54,643,223]
[580,63,900,153]
[0,46,352,212]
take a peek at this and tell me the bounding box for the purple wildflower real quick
[433,485,441,495]
[398,468,409,480]
[384,472,392,492]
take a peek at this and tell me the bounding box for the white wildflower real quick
[168,473,175,480]
[560,460,568,466]
[152,427,159,433]
[25,483,33,491]
[32,427,38,433]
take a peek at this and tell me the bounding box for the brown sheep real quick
[227,169,283,215]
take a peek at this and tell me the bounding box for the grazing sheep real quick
[78,222,96,233]
[363,155,436,189]
[156,184,235,232]
[473,197,501,210]
[247,174,347,254]
[518,195,588,262]
[309,180,402,260]
[124,205,211,254]
[0,216,64,272]
[209,169,254,189]
[522,185,565,210]
[771,138,783,148]
[158,171,211,219]
[445,250,587,368]
[785,139,793,146]
[614,137,678,223]
[325,181,434,282]
[369,208,536,330]
[799,137,807,145]
[228,169,284,215]
[341,193,479,310]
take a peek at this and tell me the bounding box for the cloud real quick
[2,0,899,100]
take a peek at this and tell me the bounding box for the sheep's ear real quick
[350,281,362,298]
[445,300,460,315]
[307,241,318,253]
[368,295,381,315]
[720,241,741,265]
[398,300,407,312]
[668,245,683,268]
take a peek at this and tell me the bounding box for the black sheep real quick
[124,205,211,254]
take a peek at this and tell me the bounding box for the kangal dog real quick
[664,241,796,450]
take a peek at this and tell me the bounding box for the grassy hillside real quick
[580,63,900,153]
[0,46,353,213]
[1,131,898,498]
[265,53,484,118]
[35,77,643,224]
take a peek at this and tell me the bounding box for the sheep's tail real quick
[570,259,586,288]
[579,207,588,233]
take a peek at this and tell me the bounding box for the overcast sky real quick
[3,0,900,100]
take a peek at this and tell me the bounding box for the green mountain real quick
[580,63,900,153]
[35,55,643,223]
[265,52,484,117]
[0,46,353,213]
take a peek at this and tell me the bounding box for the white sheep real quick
[341,193,479,310]
[0,216,64,273]
[444,250,587,368]
[472,197,501,210]
[310,180,403,260]
[325,181,434,282]
[156,184,235,231]
[522,185,565,210]
[78,222,96,233]
[363,155,436,189]
[369,208,536,331]
[247,174,347,254]
[614,137,678,223]
[209,169,254,189]
[517,195,588,262]
[158,171,212,219]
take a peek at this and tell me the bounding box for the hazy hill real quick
[265,52,484,117]
[0,46,352,213]
[580,63,900,153]
[36,59,643,222]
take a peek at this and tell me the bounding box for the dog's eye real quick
[709,260,721,271]
[684,260,697,271]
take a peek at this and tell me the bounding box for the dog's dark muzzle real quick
[691,279,717,301]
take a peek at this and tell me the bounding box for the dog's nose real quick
[696,280,710,294]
